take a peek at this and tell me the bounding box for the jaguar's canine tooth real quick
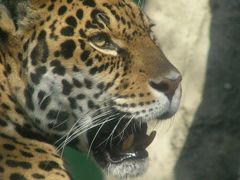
[144,131,156,148]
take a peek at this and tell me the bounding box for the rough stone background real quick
[107,0,240,179]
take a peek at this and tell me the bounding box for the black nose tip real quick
[149,75,182,100]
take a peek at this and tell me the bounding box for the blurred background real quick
[65,0,240,179]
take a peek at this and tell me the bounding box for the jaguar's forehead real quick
[30,0,149,37]
[34,0,139,9]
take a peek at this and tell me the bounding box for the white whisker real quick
[87,120,107,158]
[118,115,136,143]
[57,112,121,155]
[96,113,127,149]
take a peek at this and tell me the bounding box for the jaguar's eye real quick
[94,38,106,47]
[89,33,110,48]
[89,33,118,56]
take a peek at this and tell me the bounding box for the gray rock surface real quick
[175,1,240,180]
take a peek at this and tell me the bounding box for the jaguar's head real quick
[13,0,181,178]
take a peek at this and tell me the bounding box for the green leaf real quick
[64,147,103,180]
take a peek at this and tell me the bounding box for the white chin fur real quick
[168,85,182,116]
[105,158,149,179]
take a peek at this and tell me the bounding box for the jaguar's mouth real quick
[87,116,156,171]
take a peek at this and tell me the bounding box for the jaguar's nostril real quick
[149,81,169,92]
[149,75,182,100]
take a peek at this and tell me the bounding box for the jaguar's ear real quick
[0,5,16,41]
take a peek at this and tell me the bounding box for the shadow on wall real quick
[175,0,240,180]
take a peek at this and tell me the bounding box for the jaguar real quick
[0,0,181,179]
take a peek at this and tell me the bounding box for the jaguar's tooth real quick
[144,131,156,148]
[122,134,134,152]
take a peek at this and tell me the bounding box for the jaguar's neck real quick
[0,40,27,125]
[0,43,57,143]
[0,4,25,126]
[0,1,69,147]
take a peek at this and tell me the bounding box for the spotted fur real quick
[0,0,181,179]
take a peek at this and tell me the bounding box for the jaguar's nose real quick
[149,73,182,100]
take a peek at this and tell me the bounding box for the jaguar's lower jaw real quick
[94,136,152,178]
[88,120,156,178]
[104,154,149,178]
